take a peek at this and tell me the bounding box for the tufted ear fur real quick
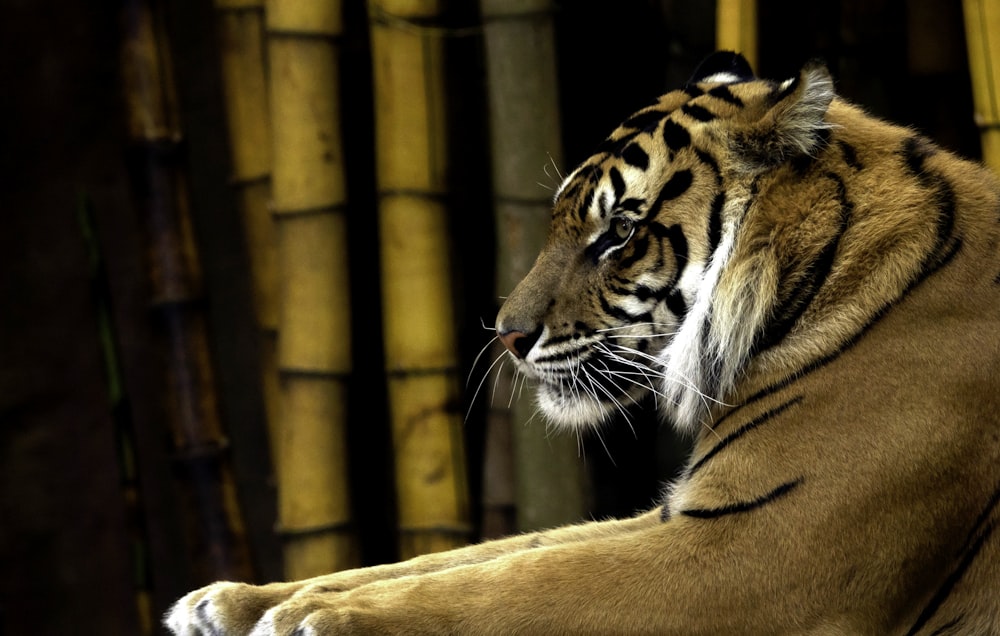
[731,61,835,169]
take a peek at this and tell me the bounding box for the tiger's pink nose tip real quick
[497,328,541,359]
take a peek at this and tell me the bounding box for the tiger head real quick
[495,52,840,432]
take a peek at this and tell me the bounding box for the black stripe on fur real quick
[689,396,804,476]
[754,172,853,354]
[646,170,693,220]
[682,103,716,122]
[708,193,725,255]
[680,478,802,519]
[621,109,668,132]
[905,521,996,636]
[732,149,965,415]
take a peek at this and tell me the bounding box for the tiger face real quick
[496,53,836,431]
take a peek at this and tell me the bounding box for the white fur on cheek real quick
[658,192,749,432]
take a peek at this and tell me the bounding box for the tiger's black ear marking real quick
[689,51,755,84]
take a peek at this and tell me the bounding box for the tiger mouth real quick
[523,349,657,428]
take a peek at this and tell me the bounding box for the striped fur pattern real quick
[165,52,999,635]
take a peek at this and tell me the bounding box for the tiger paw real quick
[164,580,302,635]
[249,585,412,636]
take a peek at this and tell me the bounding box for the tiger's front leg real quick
[165,510,661,635]
[233,529,684,636]
[231,510,813,636]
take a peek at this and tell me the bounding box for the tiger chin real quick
[166,51,1000,635]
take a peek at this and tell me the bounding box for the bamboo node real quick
[277,367,352,380]
[274,520,354,539]
[376,188,450,202]
[265,27,344,41]
[214,0,263,10]
[170,439,233,462]
[149,294,207,311]
[385,365,459,378]
[480,6,558,23]
[973,112,1000,131]
[270,201,350,219]
[228,172,271,188]
[370,4,480,38]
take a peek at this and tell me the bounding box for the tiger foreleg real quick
[228,517,772,636]
[165,510,661,635]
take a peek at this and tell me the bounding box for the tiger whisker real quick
[584,360,638,439]
[576,367,620,465]
[601,332,678,340]
[592,344,663,396]
[467,335,501,387]
[592,345,671,414]
[594,342,663,375]
[606,341,726,439]
[603,341,728,409]
[600,343,726,440]
[595,322,676,333]
[509,366,531,410]
[465,346,511,423]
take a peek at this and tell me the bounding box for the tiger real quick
[166,51,1000,635]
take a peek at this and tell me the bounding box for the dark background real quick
[0,0,975,633]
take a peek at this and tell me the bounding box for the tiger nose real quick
[497,328,542,359]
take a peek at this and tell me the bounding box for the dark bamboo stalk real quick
[120,0,254,585]
[214,0,281,471]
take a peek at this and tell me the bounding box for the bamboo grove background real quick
[0,0,988,633]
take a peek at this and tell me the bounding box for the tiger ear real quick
[689,51,756,84]
[733,60,835,168]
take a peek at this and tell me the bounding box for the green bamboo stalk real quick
[78,197,154,635]
[963,0,1000,171]
[480,0,588,533]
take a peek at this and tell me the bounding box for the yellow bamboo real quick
[121,0,254,585]
[369,0,471,559]
[480,0,588,534]
[963,0,1000,171]
[267,0,357,580]
[214,0,281,470]
[716,0,758,71]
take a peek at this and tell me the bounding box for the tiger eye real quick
[612,217,633,240]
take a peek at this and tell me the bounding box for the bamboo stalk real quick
[120,0,254,585]
[214,0,281,471]
[480,0,588,533]
[478,352,516,538]
[963,0,1000,171]
[369,0,471,559]
[267,0,358,580]
[78,198,154,636]
[716,0,758,70]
